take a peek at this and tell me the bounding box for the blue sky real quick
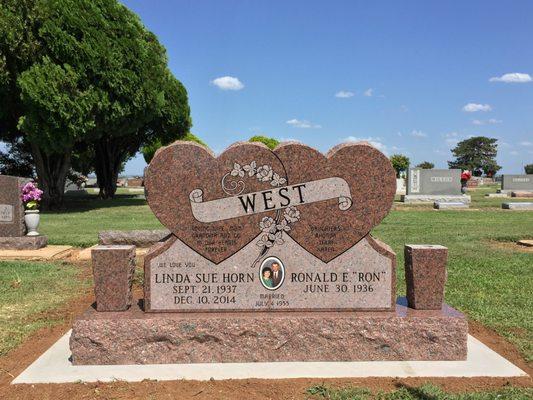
[112,1,532,173]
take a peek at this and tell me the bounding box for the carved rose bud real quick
[256,165,273,182]
[284,206,300,223]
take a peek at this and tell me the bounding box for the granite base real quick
[511,191,533,198]
[98,229,171,247]
[502,202,533,210]
[433,201,469,209]
[70,298,468,365]
[402,195,471,204]
[0,235,48,250]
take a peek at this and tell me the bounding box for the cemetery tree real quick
[390,154,410,178]
[525,164,533,174]
[448,136,501,176]
[0,139,35,178]
[93,70,191,198]
[416,161,434,169]
[142,133,205,164]
[0,0,191,206]
[249,135,280,150]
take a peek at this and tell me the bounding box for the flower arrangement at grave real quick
[20,181,44,236]
[20,182,43,210]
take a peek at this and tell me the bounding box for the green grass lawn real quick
[306,384,533,399]
[0,260,89,356]
[2,186,532,366]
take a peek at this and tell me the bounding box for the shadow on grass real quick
[42,194,148,214]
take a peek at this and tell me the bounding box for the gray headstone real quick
[0,175,28,237]
[501,175,533,191]
[407,169,462,195]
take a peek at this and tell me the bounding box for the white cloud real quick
[335,90,355,98]
[211,76,244,90]
[444,132,460,145]
[410,130,427,138]
[342,136,387,154]
[489,73,532,83]
[277,137,300,143]
[286,119,321,129]
[462,103,492,112]
[364,88,374,97]
[472,118,502,125]
[519,141,533,146]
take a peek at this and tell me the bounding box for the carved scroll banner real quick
[189,177,352,223]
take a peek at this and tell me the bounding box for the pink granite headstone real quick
[143,141,397,312]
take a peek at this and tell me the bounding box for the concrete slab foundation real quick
[12,332,527,384]
[402,195,471,204]
[0,245,73,261]
[69,298,468,365]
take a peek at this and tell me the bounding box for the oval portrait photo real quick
[259,257,285,290]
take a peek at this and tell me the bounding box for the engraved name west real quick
[189,177,352,223]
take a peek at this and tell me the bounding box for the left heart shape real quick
[144,142,286,264]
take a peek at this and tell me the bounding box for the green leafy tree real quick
[525,164,533,174]
[249,135,280,150]
[448,136,501,176]
[0,139,35,178]
[0,0,191,206]
[142,133,206,164]
[416,161,434,169]
[389,154,410,178]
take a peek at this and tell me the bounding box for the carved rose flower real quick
[284,206,300,223]
[270,173,286,187]
[243,161,257,177]
[256,165,273,182]
[230,162,245,178]
[259,216,276,232]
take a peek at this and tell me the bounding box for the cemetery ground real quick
[0,185,531,399]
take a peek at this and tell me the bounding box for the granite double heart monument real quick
[70,141,468,365]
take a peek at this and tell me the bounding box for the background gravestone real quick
[0,175,27,237]
[501,174,533,191]
[403,168,470,203]
[407,168,461,195]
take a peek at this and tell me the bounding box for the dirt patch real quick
[0,262,531,399]
[488,240,533,253]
